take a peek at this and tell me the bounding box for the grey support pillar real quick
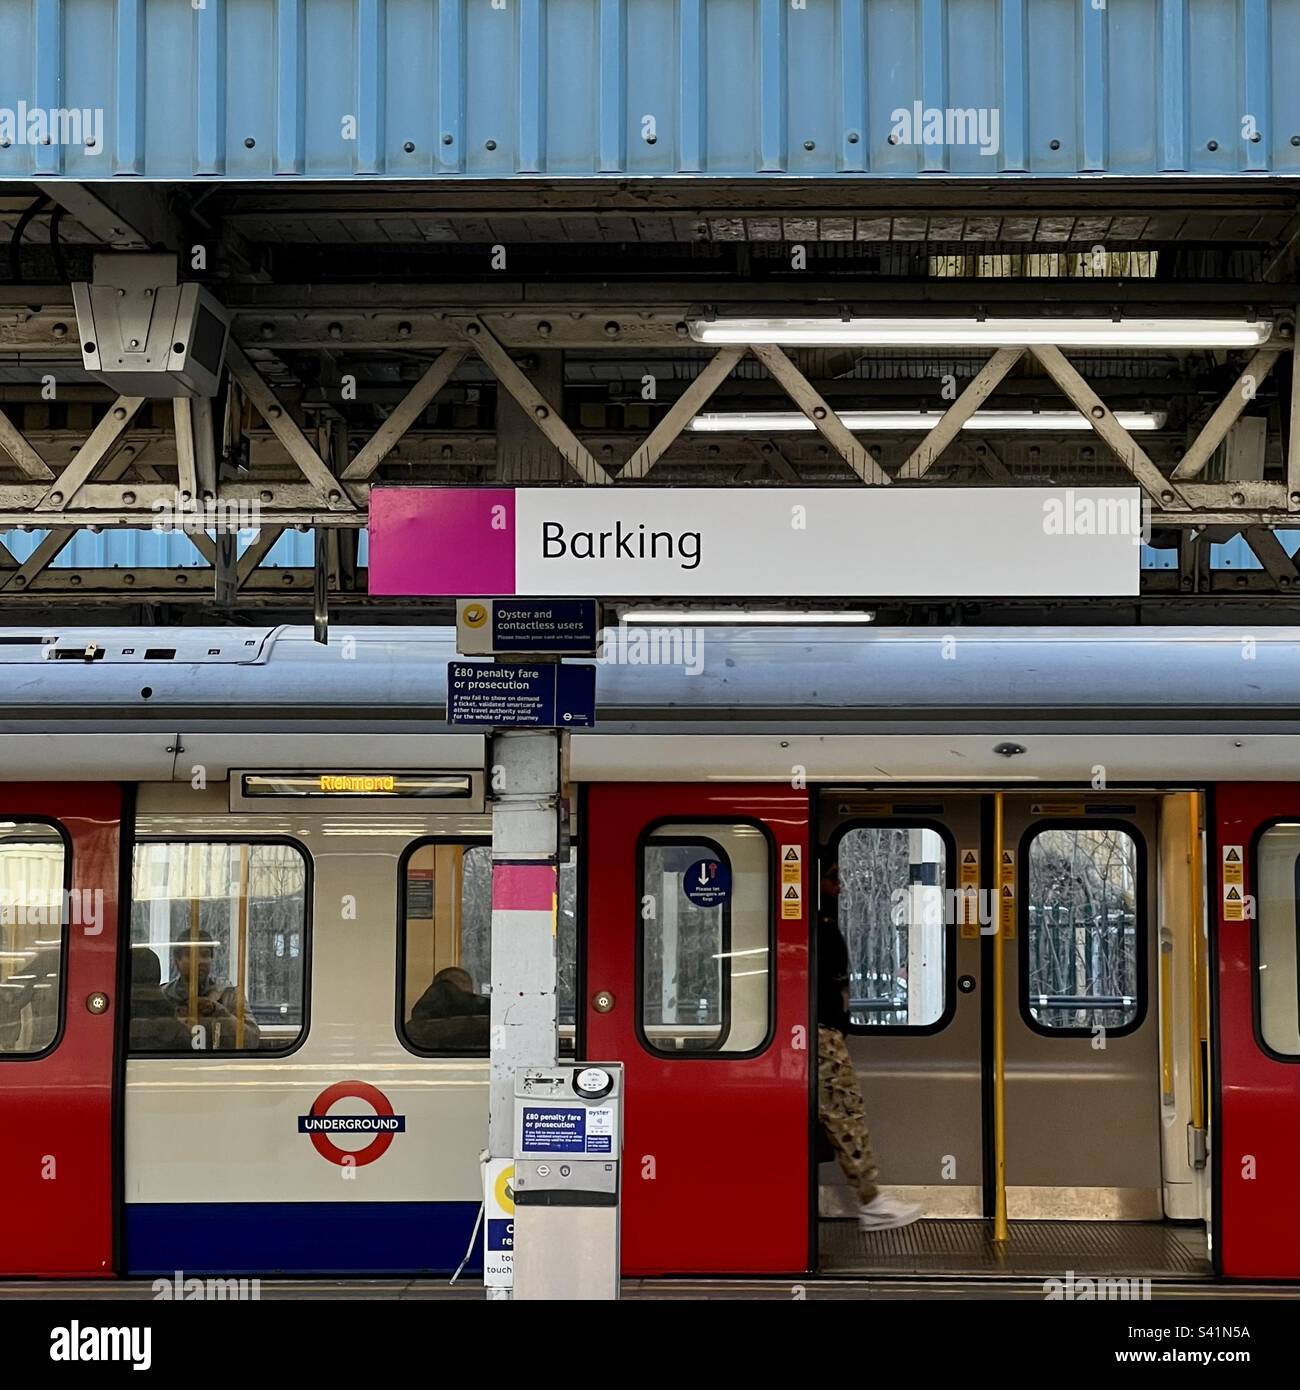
[487,730,561,1297]
[907,828,946,1026]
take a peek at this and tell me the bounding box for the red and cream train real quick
[0,624,1296,1283]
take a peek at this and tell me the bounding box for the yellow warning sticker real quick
[999,882,1017,939]
[1222,845,1244,887]
[1223,883,1244,921]
[998,847,1017,939]
[781,846,802,885]
[781,882,802,920]
[959,849,980,937]
[999,848,1016,883]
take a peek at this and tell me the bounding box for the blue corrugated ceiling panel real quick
[1211,530,1300,568]
[0,0,1296,180]
[0,528,318,567]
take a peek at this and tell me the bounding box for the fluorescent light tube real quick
[689,409,1167,432]
[687,316,1272,348]
[619,609,877,625]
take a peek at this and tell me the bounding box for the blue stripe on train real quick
[125,1202,483,1276]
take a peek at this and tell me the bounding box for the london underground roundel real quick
[297,1080,406,1166]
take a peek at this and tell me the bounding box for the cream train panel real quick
[123,786,492,1273]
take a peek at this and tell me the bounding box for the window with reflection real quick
[1025,826,1140,1031]
[640,823,770,1055]
[1254,824,1300,1057]
[835,826,947,1028]
[129,841,308,1053]
[0,823,67,1056]
[401,842,493,1054]
[400,841,578,1056]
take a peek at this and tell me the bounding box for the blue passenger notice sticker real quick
[683,858,731,908]
[520,1105,615,1154]
[447,661,596,728]
[521,1106,587,1152]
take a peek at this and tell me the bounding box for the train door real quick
[1214,784,1300,1278]
[1001,797,1162,1218]
[814,793,984,1219]
[817,790,1198,1274]
[0,784,121,1276]
[584,783,810,1275]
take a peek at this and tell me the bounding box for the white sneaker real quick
[857,1192,923,1231]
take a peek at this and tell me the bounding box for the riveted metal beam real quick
[1029,344,1190,510]
[1170,346,1287,480]
[34,397,146,511]
[619,347,745,480]
[458,317,612,485]
[898,347,1025,480]
[750,343,888,485]
[341,347,467,480]
[226,342,359,510]
[0,407,55,480]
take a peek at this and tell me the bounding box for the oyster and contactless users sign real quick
[369,486,1143,598]
[457,597,599,655]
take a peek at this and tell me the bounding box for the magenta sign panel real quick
[368,486,516,596]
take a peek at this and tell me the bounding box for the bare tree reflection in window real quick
[1027,828,1138,1030]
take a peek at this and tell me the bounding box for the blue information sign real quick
[520,1106,587,1153]
[519,1105,614,1154]
[492,599,598,653]
[487,1219,514,1253]
[447,662,595,728]
[683,858,731,908]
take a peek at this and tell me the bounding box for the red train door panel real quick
[0,785,121,1276]
[1215,784,1300,1279]
[585,784,810,1276]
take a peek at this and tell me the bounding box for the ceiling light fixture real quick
[619,608,877,625]
[689,409,1167,432]
[686,316,1273,348]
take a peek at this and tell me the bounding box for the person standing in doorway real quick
[817,859,922,1231]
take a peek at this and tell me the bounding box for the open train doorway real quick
[814,790,1213,1282]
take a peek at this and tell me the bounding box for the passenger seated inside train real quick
[405,965,490,1052]
[0,945,61,1053]
[163,928,261,1050]
[817,859,922,1232]
[128,946,192,1051]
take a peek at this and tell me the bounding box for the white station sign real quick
[369,486,1143,598]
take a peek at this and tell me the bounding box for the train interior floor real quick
[819,1219,1212,1280]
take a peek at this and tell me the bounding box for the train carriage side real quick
[0,626,1299,1283]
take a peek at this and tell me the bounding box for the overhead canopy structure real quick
[1,0,1298,180]
[0,0,1297,620]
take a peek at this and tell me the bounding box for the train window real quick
[639,823,771,1055]
[399,841,580,1057]
[1253,825,1300,1057]
[0,823,67,1057]
[129,841,308,1054]
[834,826,948,1028]
[400,842,492,1054]
[1025,826,1141,1032]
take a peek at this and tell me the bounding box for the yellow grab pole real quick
[992,791,1010,1243]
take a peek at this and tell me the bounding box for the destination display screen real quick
[241,773,473,799]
